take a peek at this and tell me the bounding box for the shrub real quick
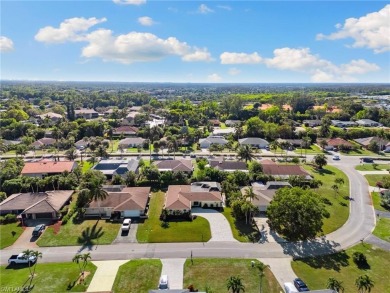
[160,221,169,228]
[353,252,368,268]
[0,214,18,224]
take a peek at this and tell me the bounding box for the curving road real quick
[0,154,380,265]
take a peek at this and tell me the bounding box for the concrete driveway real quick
[10,227,38,249]
[192,208,237,242]
[160,258,186,290]
[112,223,138,244]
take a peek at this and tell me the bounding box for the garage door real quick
[36,213,53,219]
[123,210,140,217]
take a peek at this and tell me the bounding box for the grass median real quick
[373,218,390,242]
[365,174,390,187]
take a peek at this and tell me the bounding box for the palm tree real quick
[73,253,91,281]
[335,177,344,189]
[255,262,270,293]
[269,141,279,156]
[331,184,339,197]
[22,249,42,288]
[226,275,245,293]
[355,275,374,293]
[244,186,258,203]
[327,277,344,293]
[65,147,78,161]
[81,177,108,218]
[237,145,255,162]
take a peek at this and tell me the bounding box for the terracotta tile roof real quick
[155,160,193,172]
[21,161,77,175]
[326,138,353,147]
[88,187,150,211]
[261,163,310,177]
[113,126,138,134]
[209,160,247,171]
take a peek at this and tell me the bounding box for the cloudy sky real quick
[1,1,389,83]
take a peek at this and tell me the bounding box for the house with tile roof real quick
[199,136,228,149]
[85,187,151,218]
[154,159,193,173]
[118,137,145,148]
[0,190,74,220]
[31,138,56,149]
[208,160,247,172]
[75,108,99,119]
[324,137,354,151]
[113,126,138,137]
[354,136,390,152]
[37,112,63,125]
[164,182,223,213]
[261,162,312,180]
[238,137,269,149]
[21,161,77,178]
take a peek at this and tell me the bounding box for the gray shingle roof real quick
[238,137,269,145]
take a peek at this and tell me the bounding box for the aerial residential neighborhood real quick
[1,1,390,293]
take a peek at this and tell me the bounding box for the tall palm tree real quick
[255,262,270,293]
[84,177,108,218]
[244,186,258,203]
[73,253,91,280]
[22,249,42,288]
[65,147,78,161]
[237,145,255,162]
[226,275,245,293]
[269,141,279,156]
[327,277,344,293]
[355,275,374,293]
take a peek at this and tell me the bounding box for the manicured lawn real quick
[80,161,93,173]
[294,145,323,155]
[112,259,162,292]
[355,164,390,171]
[137,192,211,242]
[37,219,120,247]
[0,222,24,249]
[371,192,390,212]
[373,218,390,242]
[292,244,390,293]
[303,165,350,235]
[0,262,96,292]
[222,207,259,242]
[183,258,282,293]
[340,148,376,156]
[365,174,390,187]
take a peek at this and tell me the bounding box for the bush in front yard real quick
[0,214,18,224]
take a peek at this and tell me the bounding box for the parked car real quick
[293,278,309,292]
[332,155,340,160]
[284,282,298,293]
[8,253,37,265]
[32,224,45,237]
[158,275,169,290]
[361,157,373,163]
[121,218,131,232]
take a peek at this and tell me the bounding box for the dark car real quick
[361,157,374,163]
[293,278,309,292]
[32,224,45,237]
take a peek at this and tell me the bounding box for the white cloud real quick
[217,5,232,11]
[220,52,262,64]
[340,59,380,74]
[82,30,211,64]
[113,0,146,5]
[316,4,390,53]
[0,36,14,52]
[35,17,107,43]
[208,73,222,82]
[198,4,213,14]
[138,16,155,26]
[228,68,241,75]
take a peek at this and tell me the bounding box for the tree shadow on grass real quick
[312,168,335,176]
[77,223,104,252]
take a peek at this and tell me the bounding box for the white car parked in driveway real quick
[121,219,131,232]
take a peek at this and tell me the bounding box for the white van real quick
[158,275,169,290]
[284,282,298,293]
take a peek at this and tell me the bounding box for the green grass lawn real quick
[294,145,323,155]
[365,174,390,187]
[137,192,211,242]
[303,165,350,235]
[222,207,259,242]
[292,244,390,293]
[0,222,24,249]
[340,147,376,156]
[371,192,389,212]
[0,262,96,292]
[373,218,390,242]
[112,259,162,292]
[355,164,390,171]
[183,258,282,293]
[37,219,120,247]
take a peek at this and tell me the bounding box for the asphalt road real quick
[0,153,379,265]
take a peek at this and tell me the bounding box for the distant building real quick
[118,137,145,148]
[356,119,383,127]
[238,137,269,149]
[324,138,354,151]
[38,112,63,124]
[209,119,221,127]
[331,120,357,128]
[75,108,99,119]
[354,136,390,151]
[154,159,193,173]
[303,120,321,127]
[208,160,248,172]
[199,136,228,149]
[212,128,235,136]
[225,120,241,127]
[30,138,56,149]
[113,126,138,137]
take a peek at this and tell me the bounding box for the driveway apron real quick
[259,257,297,288]
[160,258,186,290]
[9,227,38,249]
[87,260,128,292]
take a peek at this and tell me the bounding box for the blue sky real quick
[1,1,389,83]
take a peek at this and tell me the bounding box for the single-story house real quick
[354,137,389,151]
[0,190,74,220]
[118,137,145,148]
[208,160,248,172]
[21,161,78,178]
[209,119,221,127]
[31,138,56,149]
[154,159,193,173]
[303,120,321,127]
[38,112,63,124]
[113,126,138,137]
[356,119,383,127]
[75,108,99,119]
[225,120,241,127]
[75,138,89,150]
[241,181,292,212]
[85,187,151,218]
[92,159,139,178]
[212,128,235,136]
[199,136,228,149]
[164,182,223,213]
[124,111,140,125]
[324,138,354,151]
[276,138,304,148]
[331,120,357,128]
[238,137,269,149]
[261,162,312,180]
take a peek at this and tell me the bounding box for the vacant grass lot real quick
[112,259,162,292]
[303,165,350,235]
[37,219,120,247]
[365,174,390,187]
[183,258,282,293]
[222,207,259,242]
[0,262,96,292]
[371,192,389,212]
[137,192,211,243]
[292,244,390,293]
[373,218,390,242]
[355,164,390,171]
[0,222,24,249]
